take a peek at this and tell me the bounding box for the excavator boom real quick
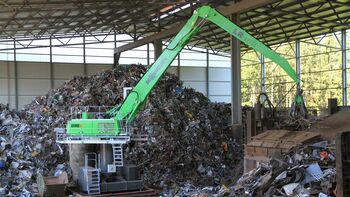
[66,6,298,136]
[116,6,297,122]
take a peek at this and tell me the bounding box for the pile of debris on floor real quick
[232,141,336,196]
[167,141,336,196]
[125,89,243,189]
[0,65,242,196]
[0,104,69,196]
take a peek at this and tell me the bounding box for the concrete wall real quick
[168,66,231,103]
[0,61,231,109]
[0,61,113,109]
[0,61,15,109]
[208,67,231,103]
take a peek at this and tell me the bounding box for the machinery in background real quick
[254,93,275,133]
[56,5,301,195]
[249,89,308,139]
[290,88,307,120]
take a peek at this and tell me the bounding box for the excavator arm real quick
[116,6,298,122]
[65,6,301,137]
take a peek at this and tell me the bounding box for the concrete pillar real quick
[100,144,113,173]
[154,39,162,60]
[230,14,242,144]
[69,144,95,181]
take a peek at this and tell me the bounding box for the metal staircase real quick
[84,153,101,195]
[87,168,100,195]
[112,144,123,167]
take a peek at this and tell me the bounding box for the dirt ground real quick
[307,110,350,140]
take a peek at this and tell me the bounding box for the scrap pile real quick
[125,93,242,188]
[0,65,242,195]
[167,141,336,196]
[232,141,336,196]
[0,104,68,196]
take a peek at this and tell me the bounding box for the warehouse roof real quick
[0,0,349,52]
[0,0,228,38]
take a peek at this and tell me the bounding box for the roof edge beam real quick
[114,0,278,54]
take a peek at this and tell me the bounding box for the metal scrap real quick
[231,142,337,196]
[0,65,243,195]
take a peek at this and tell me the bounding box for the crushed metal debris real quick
[0,65,243,196]
[232,141,336,196]
[168,141,336,196]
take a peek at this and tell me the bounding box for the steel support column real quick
[114,31,117,68]
[114,31,117,49]
[147,43,150,66]
[341,29,348,106]
[230,14,242,143]
[50,36,54,89]
[177,54,180,78]
[83,34,87,75]
[13,39,18,110]
[154,39,162,60]
[206,49,209,97]
[6,60,10,107]
[296,40,301,89]
[260,54,266,94]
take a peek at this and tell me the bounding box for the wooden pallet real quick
[244,130,321,172]
[245,130,320,158]
[69,187,156,197]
